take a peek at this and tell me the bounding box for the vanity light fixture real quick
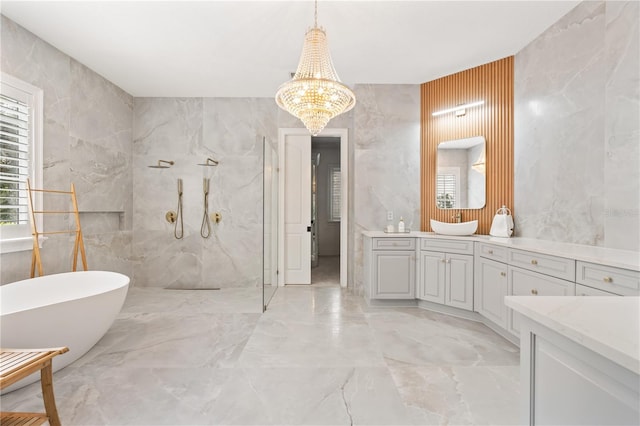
[275,0,356,136]
[432,100,485,117]
[471,161,486,174]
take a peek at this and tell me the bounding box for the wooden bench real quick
[0,348,69,426]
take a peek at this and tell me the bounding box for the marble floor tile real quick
[1,286,521,425]
[74,312,261,369]
[4,365,233,426]
[388,361,520,425]
[237,313,386,368]
[265,285,365,316]
[122,286,264,314]
[311,255,341,286]
[366,309,519,367]
[206,367,412,425]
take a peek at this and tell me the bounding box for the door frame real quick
[278,127,349,288]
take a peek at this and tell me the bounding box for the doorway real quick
[278,128,348,288]
[311,137,341,286]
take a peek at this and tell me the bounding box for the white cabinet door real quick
[447,253,473,311]
[418,251,445,304]
[475,257,509,328]
[372,251,415,299]
[508,266,576,335]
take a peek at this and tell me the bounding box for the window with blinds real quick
[0,74,43,253]
[328,165,341,222]
[0,94,30,226]
[436,174,457,209]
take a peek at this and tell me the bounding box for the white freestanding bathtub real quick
[1,271,129,392]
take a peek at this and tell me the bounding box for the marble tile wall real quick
[132,98,276,288]
[603,1,639,251]
[132,86,419,294]
[0,16,133,284]
[0,17,425,293]
[514,1,639,251]
[352,84,421,294]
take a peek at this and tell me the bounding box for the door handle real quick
[307,226,312,232]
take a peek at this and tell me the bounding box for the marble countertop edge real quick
[361,231,640,271]
[505,296,640,375]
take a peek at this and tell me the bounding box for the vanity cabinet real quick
[508,297,640,426]
[418,239,474,311]
[508,266,575,334]
[474,256,509,328]
[508,248,576,282]
[367,238,416,299]
[364,232,639,345]
[475,242,576,336]
[576,261,640,296]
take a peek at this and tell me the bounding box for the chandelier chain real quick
[314,0,318,28]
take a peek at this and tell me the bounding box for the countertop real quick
[361,231,640,271]
[505,296,640,374]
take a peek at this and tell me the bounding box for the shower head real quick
[197,158,219,166]
[148,160,174,168]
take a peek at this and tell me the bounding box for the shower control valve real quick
[166,211,177,223]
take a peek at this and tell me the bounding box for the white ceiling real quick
[1,1,579,98]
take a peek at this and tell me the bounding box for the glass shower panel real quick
[262,136,279,310]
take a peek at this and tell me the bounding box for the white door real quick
[284,134,311,284]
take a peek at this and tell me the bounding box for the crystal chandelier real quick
[275,0,356,136]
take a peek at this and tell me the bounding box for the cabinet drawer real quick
[508,266,575,335]
[575,284,619,296]
[477,242,508,262]
[508,248,575,281]
[421,238,473,255]
[576,261,639,296]
[373,238,416,251]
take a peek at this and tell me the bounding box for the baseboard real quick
[416,299,481,321]
[365,298,419,308]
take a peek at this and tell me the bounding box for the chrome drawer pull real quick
[500,272,506,277]
[531,289,538,295]
[531,260,538,265]
[603,276,613,283]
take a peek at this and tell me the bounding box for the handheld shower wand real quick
[200,178,211,238]
[174,178,184,239]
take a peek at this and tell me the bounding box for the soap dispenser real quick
[398,217,405,233]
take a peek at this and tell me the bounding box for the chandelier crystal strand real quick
[275,2,355,136]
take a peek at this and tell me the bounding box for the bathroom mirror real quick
[436,136,486,209]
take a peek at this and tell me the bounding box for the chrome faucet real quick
[452,212,462,223]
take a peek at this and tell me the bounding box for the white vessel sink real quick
[430,219,478,236]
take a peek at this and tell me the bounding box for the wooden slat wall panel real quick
[420,57,514,234]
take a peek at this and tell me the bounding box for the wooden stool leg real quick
[40,361,62,426]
